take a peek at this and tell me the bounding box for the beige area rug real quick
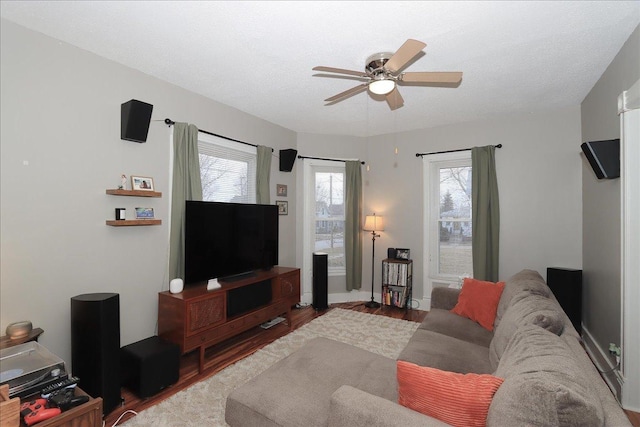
[122,308,419,426]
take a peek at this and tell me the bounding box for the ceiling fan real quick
[313,39,462,110]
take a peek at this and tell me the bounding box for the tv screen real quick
[581,139,620,179]
[185,201,278,284]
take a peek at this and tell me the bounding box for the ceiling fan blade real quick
[324,83,368,103]
[400,71,463,84]
[314,73,370,82]
[384,39,427,73]
[385,87,404,110]
[313,66,367,78]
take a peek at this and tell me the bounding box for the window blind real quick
[198,133,257,203]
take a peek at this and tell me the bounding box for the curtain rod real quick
[297,155,365,165]
[164,118,273,152]
[415,144,502,158]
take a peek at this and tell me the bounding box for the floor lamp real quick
[364,213,384,308]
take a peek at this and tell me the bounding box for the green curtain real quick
[169,123,203,281]
[345,161,363,291]
[256,145,272,204]
[471,145,500,281]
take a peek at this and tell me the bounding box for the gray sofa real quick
[226,269,630,426]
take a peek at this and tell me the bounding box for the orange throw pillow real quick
[451,277,505,331]
[397,360,503,427]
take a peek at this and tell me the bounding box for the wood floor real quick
[104,302,639,427]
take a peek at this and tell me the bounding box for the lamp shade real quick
[368,80,395,95]
[364,214,385,232]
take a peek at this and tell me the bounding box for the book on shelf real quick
[382,285,410,308]
[383,262,410,287]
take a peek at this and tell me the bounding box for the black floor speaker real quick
[313,252,328,310]
[71,293,121,415]
[546,268,582,335]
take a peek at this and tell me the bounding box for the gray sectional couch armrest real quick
[327,385,450,427]
[430,286,461,310]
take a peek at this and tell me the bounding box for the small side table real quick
[0,328,44,350]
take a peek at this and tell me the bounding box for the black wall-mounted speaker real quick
[279,149,298,172]
[71,293,121,415]
[121,99,153,143]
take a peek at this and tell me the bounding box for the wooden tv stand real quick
[158,267,300,372]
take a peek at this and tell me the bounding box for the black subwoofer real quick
[120,336,179,399]
[71,293,121,415]
[313,252,328,310]
[546,268,582,334]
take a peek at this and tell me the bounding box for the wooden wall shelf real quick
[106,189,162,197]
[106,220,162,227]
[106,188,162,226]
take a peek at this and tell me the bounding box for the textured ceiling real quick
[1,1,639,137]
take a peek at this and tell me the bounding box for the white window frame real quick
[303,159,346,278]
[423,151,472,298]
[197,132,257,204]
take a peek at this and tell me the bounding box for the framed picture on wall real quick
[276,200,288,215]
[277,184,287,197]
[131,176,154,191]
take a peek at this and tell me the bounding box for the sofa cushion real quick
[451,278,505,331]
[430,286,462,311]
[397,360,503,427]
[494,269,551,330]
[225,337,397,427]
[488,325,604,426]
[328,385,448,427]
[398,329,493,374]
[489,293,565,369]
[419,308,493,348]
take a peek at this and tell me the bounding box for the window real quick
[198,133,256,203]
[306,162,346,275]
[424,153,473,286]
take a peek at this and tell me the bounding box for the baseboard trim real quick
[328,290,371,304]
[301,291,430,311]
[582,324,623,402]
[301,290,371,306]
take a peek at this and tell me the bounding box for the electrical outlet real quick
[608,343,621,356]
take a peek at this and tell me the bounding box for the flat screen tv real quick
[185,201,278,285]
[581,139,620,179]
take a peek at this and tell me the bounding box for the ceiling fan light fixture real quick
[369,79,395,95]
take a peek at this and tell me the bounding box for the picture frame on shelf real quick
[396,248,410,259]
[134,207,155,219]
[131,176,154,191]
[276,184,287,197]
[276,200,288,215]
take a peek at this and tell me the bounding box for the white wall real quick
[369,107,584,303]
[580,24,640,402]
[296,107,583,308]
[0,19,296,367]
